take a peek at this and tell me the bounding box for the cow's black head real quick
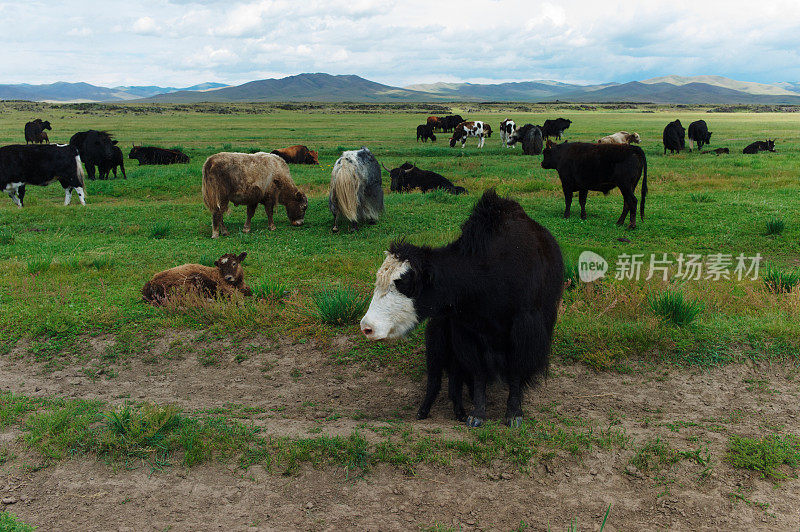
[41,120,52,130]
[541,141,562,169]
[71,130,115,162]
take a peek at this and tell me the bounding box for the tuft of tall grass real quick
[690,193,714,203]
[0,511,36,532]
[563,256,579,291]
[765,217,785,236]
[763,266,800,294]
[150,221,171,239]
[649,290,703,326]
[312,285,370,326]
[99,403,181,460]
[251,276,290,302]
[26,256,52,274]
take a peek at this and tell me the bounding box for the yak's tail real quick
[201,156,227,214]
[331,158,360,222]
[639,148,647,221]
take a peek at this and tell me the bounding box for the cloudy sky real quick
[2,0,799,87]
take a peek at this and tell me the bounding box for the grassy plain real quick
[0,102,797,368]
[0,101,799,528]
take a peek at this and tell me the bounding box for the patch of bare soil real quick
[2,334,800,531]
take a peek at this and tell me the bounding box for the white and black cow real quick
[449,121,493,148]
[500,119,517,148]
[360,190,564,428]
[0,144,86,207]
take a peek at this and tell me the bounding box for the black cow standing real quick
[416,124,436,142]
[99,145,127,179]
[129,146,190,165]
[24,119,51,144]
[384,162,465,194]
[541,118,571,139]
[69,130,116,180]
[359,190,564,427]
[0,144,86,207]
[688,120,712,151]
[440,115,465,133]
[541,141,647,229]
[743,140,776,154]
[662,120,686,154]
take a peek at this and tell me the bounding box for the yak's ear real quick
[295,190,304,201]
[237,252,247,262]
[112,140,118,145]
[214,258,221,267]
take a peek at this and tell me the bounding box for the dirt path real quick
[2,335,800,530]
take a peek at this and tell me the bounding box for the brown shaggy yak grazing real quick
[142,252,251,304]
[202,152,308,238]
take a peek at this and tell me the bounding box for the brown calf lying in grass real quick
[142,252,251,304]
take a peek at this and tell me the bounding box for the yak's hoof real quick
[211,233,219,239]
[627,224,637,230]
[242,227,251,234]
[268,224,276,231]
[506,416,524,428]
[466,415,484,428]
[454,409,467,422]
[416,408,430,420]
[332,226,339,233]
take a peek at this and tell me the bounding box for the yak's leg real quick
[505,375,524,428]
[621,188,638,229]
[350,221,359,232]
[330,196,340,233]
[616,200,630,226]
[64,187,73,206]
[562,184,573,218]
[211,210,224,238]
[264,196,276,231]
[8,189,22,208]
[417,318,449,420]
[242,204,257,233]
[578,189,588,220]
[467,373,488,428]
[448,369,467,422]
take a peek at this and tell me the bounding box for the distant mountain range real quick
[2,73,800,104]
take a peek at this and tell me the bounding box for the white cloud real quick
[1,0,800,87]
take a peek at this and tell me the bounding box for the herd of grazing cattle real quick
[0,112,785,427]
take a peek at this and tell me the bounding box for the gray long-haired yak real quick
[359,189,564,428]
[328,147,384,232]
[202,152,308,238]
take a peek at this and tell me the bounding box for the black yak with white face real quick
[360,189,564,427]
[329,147,384,232]
[507,124,544,155]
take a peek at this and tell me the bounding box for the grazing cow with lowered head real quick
[541,118,571,140]
[743,140,776,154]
[383,162,466,195]
[69,130,116,180]
[202,152,308,238]
[541,140,647,229]
[507,124,543,155]
[662,120,686,154]
[329,147,384,233]
[450,121,492,148]
[416,124,436,142]
[500,119,517,148]
[360,189,564,427]
[688,120,712,151]
[99,145,126,179]
[129,146,190,165]
[270,145,319,165]
[24,119,51,144]
[0,144,86,207]
[440,115,465,133]
[142,252,251,304]
[598,131,641,145]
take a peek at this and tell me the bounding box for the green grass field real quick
[1,101,800,529]
[1,102,797,368]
